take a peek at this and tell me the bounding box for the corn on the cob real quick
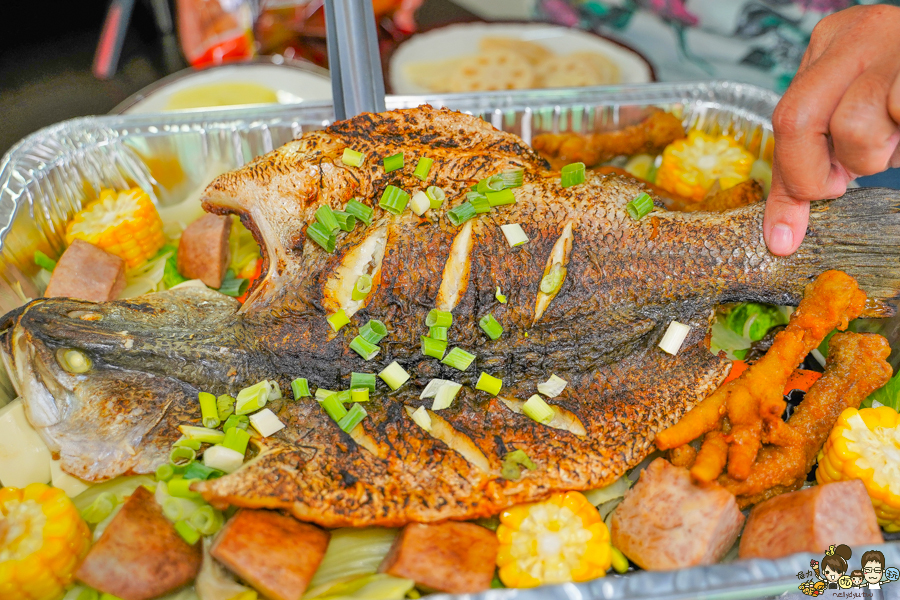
[0,483,91,600]
[66,188,165,270]
[817,406,900,532]
[496,491,611,588]
[655,131,754,202]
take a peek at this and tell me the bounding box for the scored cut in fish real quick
[2,106,899,527]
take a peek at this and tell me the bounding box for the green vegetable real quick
[198,392,220,428]
[540,264,566,295]
[522,395,554,425]
[470,195,492,214]
[350,388,370,403]
[333,211,357,232]
[80,492,116,524]
[327,309,350,333]
[291,378,311,398]
[235,380,269,415]
[319,392,348,422]
[341,148,366,167]
[426,186,445,209]
[315,205,341,234]
[216,394,235,420]
[167,477,201,499]
[501,449,536,481]
[34,250,57,272]
[626,192,654,220]
[217,270,248,297]
[495,286,507,304]
[359,319,387,344]
[345,199,374,225]
[350,336,380,360]
[426,309,452,328]
[421,336,448,359]
[222,414,249,432]
[725,303,790,343]
[447,201,476,226]
[162,245,188,289]
[338,403,368,433]
[477,174,504,193]
[183,462,222,481]
[223,426,250,454]
[863,368,900,411]
[428,326,448,341]
[379,185,410,215]
[560,162,586,188]
[486,188,515,207]
[379,361,410,391]
[352,274,373,301]
[441,347,475,371]
[188,505,224,536]
[478,314,503,340]
[155,464,176,482]
[414,157,433,181]
[173,437,201,450]
[350,372,376,393]
[178,425,225,444]
[383,153,404,173]
[169,446,196,467]
[501,168,524,189]
[307,221,336,252]
[174,520,201,545]
[475,372,502,396]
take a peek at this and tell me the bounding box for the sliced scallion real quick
[34,250,57,272]
[183,461,221,481]
[383,152,404,173]
[432,381,462,410]
[178,425,225,445]
[223,426,251,455]
[345,199,374,226]
[359,319,387,344]
[501,449,536,481]
[235,380,269,415]
[291,378,310,399]
[306,222,336,252]
[315,388,336,401]
[379,361,410,391]
[470,195,491,214]
[202,445,244,474]
[188,505,224,536]
[659,320,691,355]
[501,168,524,189]
[319,393,348,422]
[379,185,410,215]
[248,408,286,437]
[477,174,504,194]
[341,148,365,167]
[266,381,282,401]
[222,414,249,432]
[315,205,340,233]
[626,192,654,221]
[441,347,475,371]
[156,463,176,482]
[338,403,368,433]
[540,264,566,295]
[414,157,433,181]
[500,224,528,247]
[447,201,476,226]
[420,378,456,399]
[327,309,350,333]
[332,390,352,404]
[561,162,586,188]
[410,191,431,216]
[174,520,201,545]
[537,374,568,398]
[352,274,373,301]
[428,326,448,341]
[333,211,357,232]
[410,406,432,432]
[426,309,453,328]
[350,372,376,393]
[174,437,201,450]
[350,388,370,403]
[495,286,507,304]
[475,372,502,396]
[523,395,554,425]
[421,336,448,360]
[80,493,116,524]
[350,336,380,360]
[169,446,196,467]
[216,395,235,421]
[197,392,220,428]
[478,314,503,340]
[426,186,446,209]
[486,188,515,207]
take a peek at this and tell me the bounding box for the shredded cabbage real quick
[304,574,414,600]
[307,528,399,591]
[230,219,261,278]
[710,302,791,360]
[72,475,154,515]
[120,248,173,298]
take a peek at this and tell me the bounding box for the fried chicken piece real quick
[655,380,733,450]
[532,111,685,169]
[667,444,698,469]
[691,429,730,484]
[719,332,891,508]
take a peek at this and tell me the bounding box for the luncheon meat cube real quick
[177,213,232,288]
[610,458,744,570]
[210,509,330,600]
[44,239,126,302]
[75,486,201,600]
[739,479,883,559]
[379,521,498,593]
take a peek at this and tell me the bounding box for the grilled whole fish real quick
[3,106,899,527]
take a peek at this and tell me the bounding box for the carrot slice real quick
[783,369,822,395]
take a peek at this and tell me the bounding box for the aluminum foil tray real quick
[1,80,898,599]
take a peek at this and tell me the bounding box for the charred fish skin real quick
[5,106,900,527]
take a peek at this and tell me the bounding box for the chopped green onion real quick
[477,174,504,194]
[269,381,284,401]
[659,320,691,355]
[162,496,192,523]
[626,192,654,221]
[80,493,116,524]
[414,157,433,181]
[216,395,235,421]
[501,449,536,481]
[352,275,373,301]
[561,162,586,188]
[349,336,380,360]
[537,374,568,398]
[156,463,176,482]
[188,505,224,536]
[318,393,348,422]
[500,224,528,247]
[379,185,410,215]
[478,314,503,340]
[178,426,225,445]
[235,380,269,415]
[495,286,507,304]
[466,191,486,203]
[223,426,251,455]
[168,477,201,499]
[447,202,477,226]
[174,520,201,545]
[421,336,448,359]
[249,408,286,437]
[501,168,524,189]
[410,191,431,216]
[174,437,201,450]
[34,250,56,272]
[475,372,503,396]
[306,222,336,252]
[383,152,404,173]
[333,211,357,232]
[198,392,220,429]
[169,446,196,467]
[470,195,491,214]
[428,326,448,341]
[486,189,516,207]
[350,372,377,393]
[426,309,453,328]
[410,406,432,432]
[342,148,366,167]
[610,547,630,574]
[432,381,462,410]
[379,361,410,391]
[540,264,566,295]
[315,388,336,401]
[441,347,475,371]
[183,461,221,481]
[426,186,445,209]
[345,199,374,225]
[420,379,454,399]
[203,444,245,474]
[523,395,554,424]
[359,319,387,344]
[222,414,249,432]
[77,588,101,600]
[332,389,352,404]
[350,388,370,403]
[327,309,350,333]
[217,269,249,298]
[291,378,310,399]
[338,403,368,433]
[315,205,340,234]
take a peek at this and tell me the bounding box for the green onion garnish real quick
[383,152,404,173]
[495,286,507,304]
[426,186,446,209]
[441,347,475,371]
[659,320,691,356]
[248,408,285,437]
[222,414,249,432]
[235,380,269,415]
[315,205,340,234]
[315,388,336,401]
[333,211,357,232]
[470,195,491,214]
[197,392,220,429]
[352,275,373,301]
[178,425,225,445]
[188,505,224,536]
[501,168,524,189]
[410,406,432,432]
[306,222,336,252]
[447,202,477,226]
[421,336,448,359]
[350,336,380,360]
[223,426,251,455]
[174,520,201,545]
[478,314,503,340]
[426,309,453,328]
[477,174,504,194]
[379,185,410,215]
[34,250,57,272]
[561,162,586,188]
[523,395,554,424]
[345,199,374,225]
[80,493,116,524]
[537,374,568,398]
[501,449,536,481]
[169,446,196,467]
[341,148,365,167]
[291,378,310,399]
[379,361,410,391]
[626,192,654,221]
[428,326,448,341]
[338,403,367,433]
[167,476,200,498]
[350,388,370,403]
[431,382,462,410]
[216,395,235,421]
[319,392,348,422]
[486,189,515,207]
[414,157,433,181]
[332,390,352,404]
[174,437,201,450]
[183,461,221,481]
[156,463,176,482]
[410,191,431,216]
[359,319,387,344]
[350,372,376,393]
[500,224,528,247]
[540,264,566,295]
[475,372,503,396]
[327,309,350,333]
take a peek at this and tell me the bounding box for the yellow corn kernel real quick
[66,188,166,270]
[0,483,91,600]
[655,131,754,202]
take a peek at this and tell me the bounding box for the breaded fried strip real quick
[655,380,732,450]
[667,443,698,469]
[532,111,685,169]
[691,430,729,483]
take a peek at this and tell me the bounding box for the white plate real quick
[389,22,655,94]
[116,60,333,115]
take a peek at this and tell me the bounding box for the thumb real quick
[764,168,811,256]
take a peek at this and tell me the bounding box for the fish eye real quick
[67,311,102,321]
[57,348,91,374]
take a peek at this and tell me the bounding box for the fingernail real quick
[768,223,794,255]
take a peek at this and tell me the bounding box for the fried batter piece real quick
[532,111,685,169]
[667,443,698,469]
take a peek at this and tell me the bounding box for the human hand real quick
[764,4,900,256]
